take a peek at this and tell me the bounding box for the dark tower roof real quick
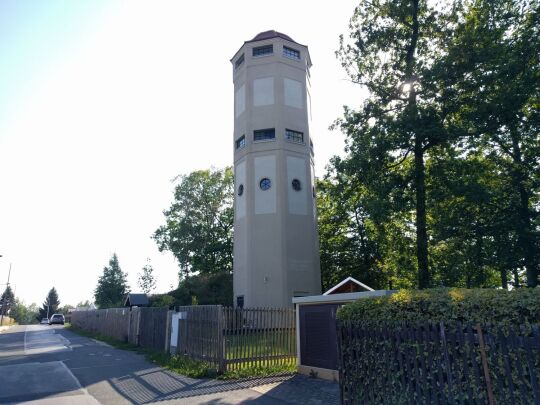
[248,30,297,44]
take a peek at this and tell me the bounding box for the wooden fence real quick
[337,320,540,404]
[71,307,171,351]
[71,308,130,342]
[72,305,297,374]
[174,306,296,373]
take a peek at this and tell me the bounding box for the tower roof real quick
[248,30,297,44]
[230,30,310,65]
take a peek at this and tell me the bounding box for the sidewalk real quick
[0,325,340,404]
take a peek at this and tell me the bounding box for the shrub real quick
[169,272,233,307]
[337,287,540,326]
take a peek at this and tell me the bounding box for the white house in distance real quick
[231,31,321,308]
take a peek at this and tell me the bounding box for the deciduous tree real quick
[153,167,234,278]
[335,0,455,288]
[137,259,156,294]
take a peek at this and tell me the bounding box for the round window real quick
[238,184,244,196]
[292,179,301,191]
[259,178,271,191]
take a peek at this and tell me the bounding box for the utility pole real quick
[0,263,12,326]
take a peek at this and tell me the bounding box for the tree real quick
[137,259,156,294]
[335,0,457,288]
[76,300,92,308]
[0,285,15,316]
[58,304,74,315]
[436,0,540,286]
[148,294,175,308]
[38,287,60,320]
[153,167,234,278]
[427,147,519,288]
[168,272,233,307]
[11,299,39,324]
[94,253,130,308]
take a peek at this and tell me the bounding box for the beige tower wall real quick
[232,33,321,308]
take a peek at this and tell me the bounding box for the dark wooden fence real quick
[72,305,297,374]
[71,308,130,342]
[71,307,171,351]
[337,321,540,404]
[174,306,296,373]
[175,305,224,370]
[138,307,169,351]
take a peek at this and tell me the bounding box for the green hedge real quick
[337,288,540,326]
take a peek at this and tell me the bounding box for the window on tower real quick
[235,54,245,69]
[285,129,304,144]
[254,128,275,142]
[253,45,273,57]
[283,46,300,60]
[236,135,246,149]
[259,178,272,190]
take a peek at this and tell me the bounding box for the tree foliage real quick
[11,299,39,325]
[38,287,60,320]
[0,285,15,315]
[329,0,539,289]
[137,259,156,294]
[154,167,234,278]
[94,253,130,309]
[168,272,233,307]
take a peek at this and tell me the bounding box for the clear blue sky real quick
[0,0,363,306]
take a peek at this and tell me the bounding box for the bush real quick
[337,287,540,326]
[169,272,233,307]
[148,294,175,308]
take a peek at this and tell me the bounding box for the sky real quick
[0,0,363,306]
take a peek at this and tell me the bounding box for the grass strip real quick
[66,324,213,378]
[66,325,296,380]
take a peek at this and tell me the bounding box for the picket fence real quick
[71,305,296,373]
[174,306,296,372]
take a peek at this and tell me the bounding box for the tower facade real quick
[231,31,321,308]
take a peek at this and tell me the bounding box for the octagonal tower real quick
[231,30,321,308]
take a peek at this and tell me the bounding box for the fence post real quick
[136,307,142,346]
[476,324,495,405]
[164,310,173,353]
[127,307,132,343]
[218,305,226,374]
[336,320,345,405]
[439,322,456,405]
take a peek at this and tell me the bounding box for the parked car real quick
[48,314,65,325]
[40,318,49,325]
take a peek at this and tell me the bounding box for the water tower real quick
[231,31,321,308]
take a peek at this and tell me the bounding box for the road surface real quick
[0,325,339,404]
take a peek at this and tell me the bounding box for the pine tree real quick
[0,285,15,315]
[94,253,130,308]
[37,287,60,320]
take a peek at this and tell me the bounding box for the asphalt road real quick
[0,325,339,405]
